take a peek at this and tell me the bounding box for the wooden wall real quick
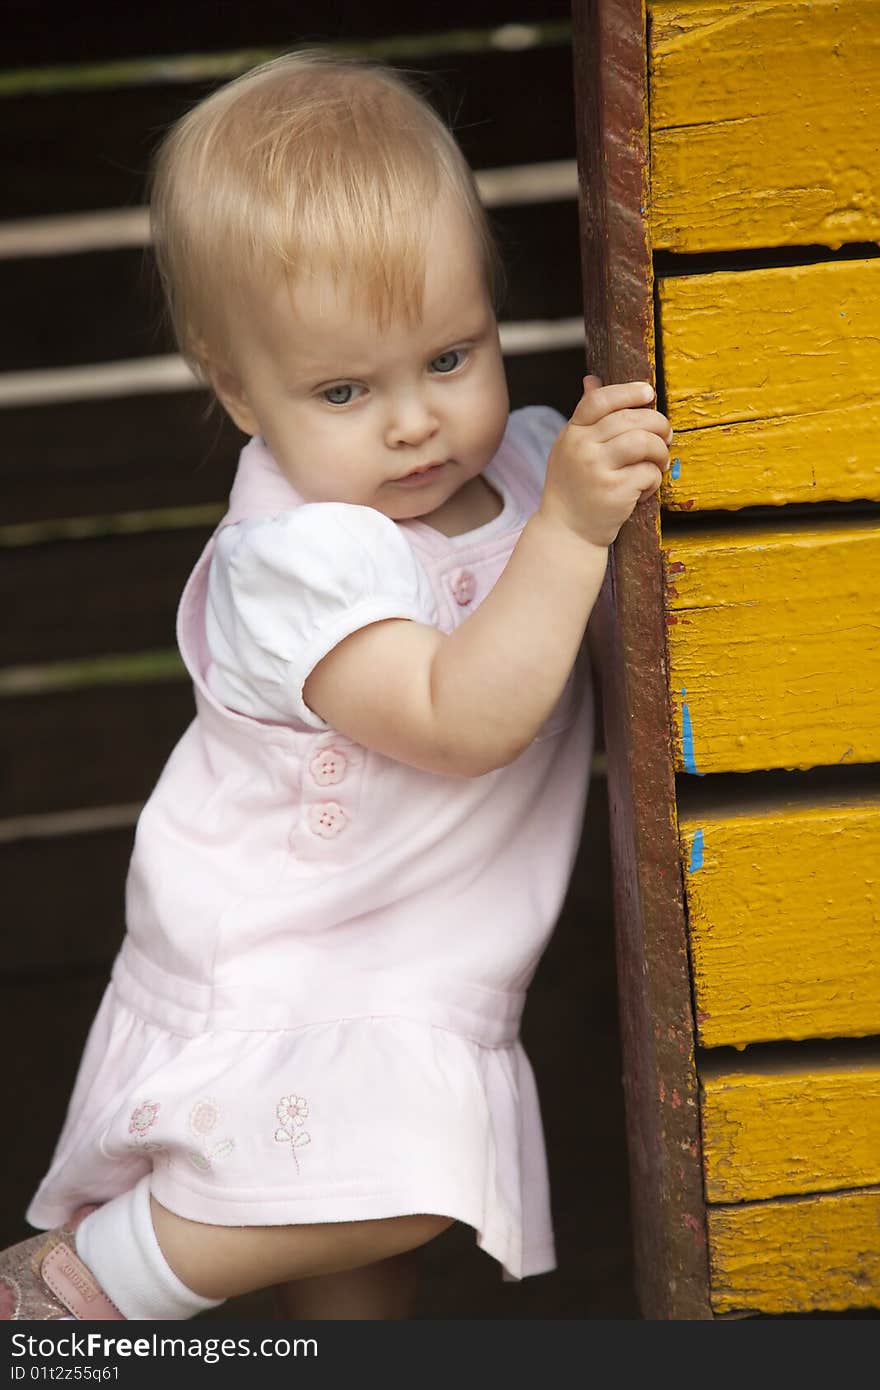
[600,0,880,1312]
[655,0,880,1317]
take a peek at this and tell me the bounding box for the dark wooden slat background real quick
[1,47,576,220]
[0,0,633,1320]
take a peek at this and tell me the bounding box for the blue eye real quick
[430,349,466,374]
[322,384,359,406]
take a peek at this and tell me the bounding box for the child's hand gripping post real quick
[538,377,673,550]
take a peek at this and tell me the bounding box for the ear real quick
[206,362,261,436]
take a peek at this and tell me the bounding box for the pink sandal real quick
[0,1209,125,1321]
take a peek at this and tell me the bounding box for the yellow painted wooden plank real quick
[657,259,880,511]
[664,520,880,774]
[648,0,880,253]
[709,1188,880,1315]
[680,797,880,1047]
[700,1051,880,1201]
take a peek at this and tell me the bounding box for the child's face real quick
[213,196,510,523]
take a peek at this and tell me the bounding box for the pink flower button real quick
[309,746,347,786]
[307,801,348,838]
[450,568,476,605]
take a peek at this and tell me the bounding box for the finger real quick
[603,430,671,472]
[570,379,654,428]
[631,463,665,498]
[640,468,664,499]
[574,375,604,408]
[587,407,672,445]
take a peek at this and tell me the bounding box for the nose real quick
[384,391,439,449]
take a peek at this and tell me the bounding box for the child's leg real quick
[149,1197,451,1302]
[272,1250,421,1320]
[2,1183,449,1322]
[8,1179,451,1321]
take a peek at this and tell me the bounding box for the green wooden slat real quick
[0,23,572,98]
[0,504,222,549]
[0,650,185,695]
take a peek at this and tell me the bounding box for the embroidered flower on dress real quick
[274,1094,311,1171]
[185,1098,235,1172]
[276,1095,309,1128]
[128,1101,160,1137]
[189,1099,220,1137]
[127,1100,165,1157]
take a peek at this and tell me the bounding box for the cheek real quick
[295,412,361,465]
[305,423,372,499]
[480,354,508,408]
[473,370,509,438]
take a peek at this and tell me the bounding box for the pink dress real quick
[27,406,595,1282]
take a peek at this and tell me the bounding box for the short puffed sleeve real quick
[205,503,438,730]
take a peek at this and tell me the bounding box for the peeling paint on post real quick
[571,0,711,1321]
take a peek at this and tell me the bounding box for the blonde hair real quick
[149,50,504,380]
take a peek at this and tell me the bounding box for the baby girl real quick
[1,50,670,1321]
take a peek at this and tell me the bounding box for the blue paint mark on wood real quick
[671,456,681,479]
[689,828,704,872]
[681,687,704,776]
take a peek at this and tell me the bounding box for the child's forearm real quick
[428,511,607,776]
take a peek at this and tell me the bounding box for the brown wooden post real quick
[570,0,712,1318]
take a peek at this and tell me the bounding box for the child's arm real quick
[304,379,671,777]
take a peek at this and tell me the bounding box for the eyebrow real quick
[285,315,493,383]
[431,320,490,347]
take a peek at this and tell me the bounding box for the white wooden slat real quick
[0,803,141,844]
[0,161,579,259]
[0,355,197,405]
[0,318,585,407]
[499,317,584,354]
[0,207,150,258]
[477,159,578,207]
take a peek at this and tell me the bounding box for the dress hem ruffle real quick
[25,993,558,1285]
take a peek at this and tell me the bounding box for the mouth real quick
[396,461,448,485]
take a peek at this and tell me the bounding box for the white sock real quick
[74,1175,225,1320]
